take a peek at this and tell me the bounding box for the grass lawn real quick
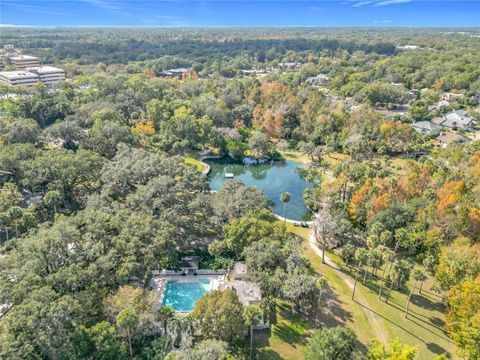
[260,221,457,360]
[280,150,350,167]
[255,301,311,360]
[280,150,311,164]
[184,156,208,172]
[338,261,456,359]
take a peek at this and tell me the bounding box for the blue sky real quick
[1,0,479,27]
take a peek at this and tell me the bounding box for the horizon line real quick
[1,24,480,29]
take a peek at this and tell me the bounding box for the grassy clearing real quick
[304,245,377,354]
[335,260,456,359]
[255,301,311,360]
[184,156,207,172]
[265,221,457,360]
[280,150,311,164]
[280,150,350,167]
[323,152,350,168]
[255,222,374,359]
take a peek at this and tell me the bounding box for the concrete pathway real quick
[273,213,313,225]
[308,232,388,343]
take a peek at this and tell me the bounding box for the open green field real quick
[184,156,208,172]
[255,222,457,360]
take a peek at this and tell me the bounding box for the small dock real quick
[225,173,234,178]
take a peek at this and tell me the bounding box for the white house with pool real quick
[151,258,262,312]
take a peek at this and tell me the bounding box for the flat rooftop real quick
[9,55,38,61]
[0,71,38,80]
[229,280,262,306]
[27,66,64,74]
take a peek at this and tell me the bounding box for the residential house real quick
[306,73,330,86]
[431,117,445,126]
[412,121,443,136]
[436,131,469,147]
[158,68,190,79]
[278,62,298,69]
[441,110,475,130]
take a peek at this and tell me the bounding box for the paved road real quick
[308,232,388,343]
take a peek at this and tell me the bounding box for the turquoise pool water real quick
[162,279,211,311]
[206,157,312,221]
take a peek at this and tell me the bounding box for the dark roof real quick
[179,256,200,270]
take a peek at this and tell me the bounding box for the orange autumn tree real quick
[370,178,394,214]
[181,70,199,81]
[467,151,480,179]
[143,68,156,78]
[437,181,466,213]
[348,178,374,224]
[260,80,288,97]
[252,107,284,140]
[397,163,433,199]
[468,208,480,240]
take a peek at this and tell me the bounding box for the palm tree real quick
[420,255,435,294]
[243,306,263,359]
[379,230,392,247]
[315,276,329,326]
[405,267,426,318]
[378,249,395,300]
[352,248,368,300]
[280,192,291,223]
[116,308,139,359]
[156,305,175,335]
[393,228,407,254]
[385,260,411,303]
[363,235,380,284]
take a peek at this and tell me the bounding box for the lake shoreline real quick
[205,156,312,222]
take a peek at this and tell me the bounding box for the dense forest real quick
[0,28,479,360]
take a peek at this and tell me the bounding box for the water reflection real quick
[206,157,312,221]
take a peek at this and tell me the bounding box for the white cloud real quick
[351,1,376,7]
[82,0,123,12]
[350,0,412,7]
[374,0,412,6]
[2,1,67,16]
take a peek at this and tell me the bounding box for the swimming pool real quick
[162,279,212,311]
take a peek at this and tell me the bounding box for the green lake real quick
[206,157,312,221]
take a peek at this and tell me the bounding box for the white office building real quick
[9,55,40,69]
[27,66,65,86]
[0,71,39,87]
